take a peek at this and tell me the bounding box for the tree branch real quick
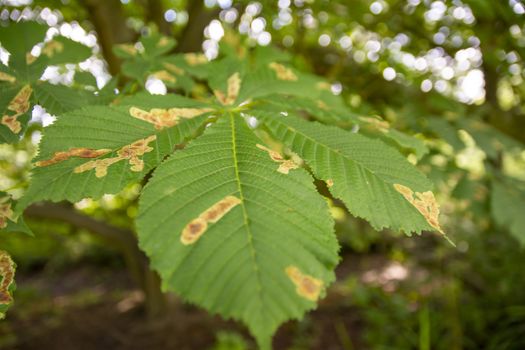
[83,0,135,75]
[25,202,166,316]
[175,1,220,53]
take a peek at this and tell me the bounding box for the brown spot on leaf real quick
[157,37,170,47]
[35,148,112,167]
[326,179,334,188]
[152,70,177,83]
[285,266,323,301]
[184,53,207,66]
[0,197,14,229]
[214,72,241,106]
[181,195,241,245]
[316,82,331,91]
[163,62,185,75]
[256,144,299,174]
[117,44,138,56]
[8,85,32,115]
[129,107,212,130]
[359,116,390,133]
[0,250,15,307]
[200,196,241,223]
[1,85,32,134]
[181,218,208,245]
[1,115,21,134]
[0,72,15,83]
[74,135,156,178]
[26,52,37,65]
[269,62,298,81]
[42,40,64,57]
[394,184,444,234]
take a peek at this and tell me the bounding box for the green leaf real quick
[258,112,443,234]
[38,36,92,66]
[32,82,95,115]
[0,250,16,320]
[17,94,213,211]
[0,21,47,64]
[491,179,525,245]
[0,21,94,143]
[137,114,339,348]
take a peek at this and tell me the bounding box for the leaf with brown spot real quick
[1,115,22,134]
[1,85,33,134]
[74,135,156,178]
[35,147,112,167]
[0,72,16,83]
[393,184,444,234]
[256,143,299,174]
[181,196,241,245]
[260,113,438,234]
[8,85,32,115]
[42,40,64,57]
[129,106,213,130]
[184,53,208,66]
[268,62,298,81]
[152,70,177,84]
[163,62,185,75]
[214,72,241,106]
[0,197,14,229]
[0,250,15,319]
[137,115,338,348]
[116,43,138,56]
[26,52,37,65]
[285,266,324,301]
[359,116,390,133]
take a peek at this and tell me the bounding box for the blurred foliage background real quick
[1,0,525,349]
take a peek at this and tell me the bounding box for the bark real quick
[83,0,135,75]
[175,1,220,53]
[144,0,172,36]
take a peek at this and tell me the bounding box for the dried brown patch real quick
[181,196,241,245]
[269,62,298,81]
[0,250,15,306]
[157,37,170,47]
[152,70,177,83]
[316,82,331,91]
[26,53,37,65]
[130,107,212,130]
[359,116,390,133]
[0,197,14,229]
[1,115,21,134]
[200,196,241,223]
[285,266,323,301]
[256,144,299,174]
[8,85,32,114]
[1,85,33,134]
[184,53,207,66]
[394,184,444,234]
[163,62,184,75]
[35,148,112,167]
[117,44,138,56]
[0,72,16,83]
[214,72,241,106]
[74,135,156,178]
[42,40,64,57]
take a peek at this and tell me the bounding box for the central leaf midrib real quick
[228,112,265,312]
